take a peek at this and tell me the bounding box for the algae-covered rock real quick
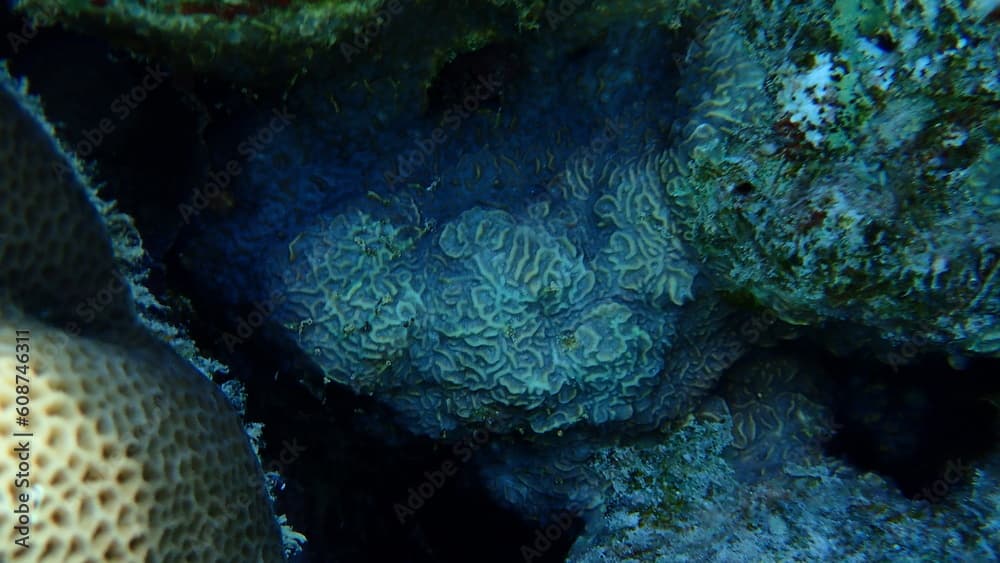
[14,0,391,78]
[570,405,1000,562]
[13,0,710,83]
[665,4,1000,357]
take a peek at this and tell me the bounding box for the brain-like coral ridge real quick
[275,211,426,395]
[273,180,720,437]
[592,153,697,307]
[416,205,662,433]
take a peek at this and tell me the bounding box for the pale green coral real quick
[417,205,661,432]
[278,211,425,393]
[436,205,596,318]
[268,164,739,438]
[593,152,697,307]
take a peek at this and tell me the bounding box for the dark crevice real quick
[815,343,1000,500]
[424,41,523,115]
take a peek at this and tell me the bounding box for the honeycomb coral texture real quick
[0,323,282,562]
[0,70,283,562]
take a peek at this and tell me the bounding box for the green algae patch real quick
[15,0,392,78]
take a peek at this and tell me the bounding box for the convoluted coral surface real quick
[264,160,732,438]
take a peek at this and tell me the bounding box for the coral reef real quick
[262,144,748,442]
[0,67,284,561]
[27,0,999,558]
[172,11,763,522]
[253,156,765,526]
[570,390,999,561]
[665,4,1000,357]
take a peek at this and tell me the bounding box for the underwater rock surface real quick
[667,4,1000,357]
[571,400,1000,561]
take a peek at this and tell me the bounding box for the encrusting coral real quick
[261,144,755,456]
[417,205,662,433]
[272,210,426,397]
